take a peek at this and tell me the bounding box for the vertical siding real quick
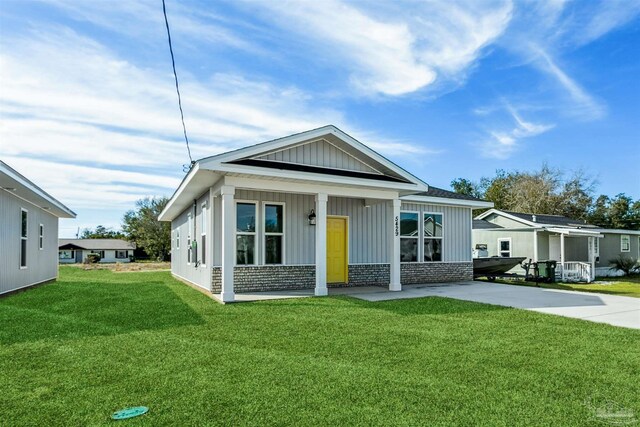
[259,140,378,173]
[596,233,640,267]
[0,191,59,294]
[402,202,472,262]
[328,197,389,263]
[171,191,211,289]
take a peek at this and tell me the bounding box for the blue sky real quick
[1,0,639,237]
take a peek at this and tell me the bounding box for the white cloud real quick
[479,104,554,159]
[245,0,513,96]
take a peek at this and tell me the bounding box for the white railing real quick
[556,262,593,283]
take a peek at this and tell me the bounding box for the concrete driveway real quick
[349,282,640,329]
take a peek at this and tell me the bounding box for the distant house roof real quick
[473,219,503,229]
[1,161,76,218]
[58,239,135,250]
[501,211,597,228]
[421,186,486,202]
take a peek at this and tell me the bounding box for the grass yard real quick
[1,268,639,426]
[478,274,640,298]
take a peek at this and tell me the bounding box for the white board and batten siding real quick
[256,139,380,174]
[401,202,473,262]
[1,190,59,294]
[171,191,211,289]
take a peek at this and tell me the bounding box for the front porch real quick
[534,227,603,283]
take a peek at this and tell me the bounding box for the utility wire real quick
[162,0,194,168]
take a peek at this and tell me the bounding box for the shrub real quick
[86,253,101,264]
[608,255,639,276]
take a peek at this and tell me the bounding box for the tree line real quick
[451,164,640,230]
[79,197,171,261]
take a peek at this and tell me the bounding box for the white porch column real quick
[560,233,566,282]
[390,199,402,291]
[220,185,235,302]
[588,237,596,282]
[315,193,328,296]
[533,230,538,262]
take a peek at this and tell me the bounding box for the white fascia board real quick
[207,162,426,193]
[198,125,429,190]
[474,209,536,226]
[401,195,494,208]
[547,227,604,237]
[223,175,400,200]
[592,228,640,235]
[158,164,221,222]
[1,161,76,218]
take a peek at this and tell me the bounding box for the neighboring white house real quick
[58,239,136,263]
[1,161,76,295]
[473,209,640,281]
[158,125,493,302]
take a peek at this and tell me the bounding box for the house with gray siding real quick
[58,239,135,263]
[158,125,492,302]
[1,161,75,295]
[473,209,640,281]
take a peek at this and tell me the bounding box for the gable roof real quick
[1,161,76,218]
[473,219,503,229]
[58,239,135,250]
[160,126,434,221]
[401,186,494,208]
[475,209,597,229]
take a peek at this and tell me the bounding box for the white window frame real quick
[235,200,258,266]
[39,223,44,250]
[498,238,512,257]
[593,237,600,257]
[621,235,630,252]
[423,211,444,262]
[20,208,28,269]
[187,212,193,265]
[115,250,128,259]
[200,202,207,267]
[400,210,419,263]
[176,227,180,250]
[59,250,74,260]
[263,201,285,265]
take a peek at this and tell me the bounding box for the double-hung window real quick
[20,209,28,268]
[115,250,127,259]
[264,203,284,264]
[400,212,419,262]
[621,235,630,252]
[498,238,511,257]
[187,213,193,264]
[201,202,207,266]
[423,213,443,261]
[236,202,256,265]
[39,224,44,250]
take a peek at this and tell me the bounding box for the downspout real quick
[193,199,198,268]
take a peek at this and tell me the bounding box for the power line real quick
[162,0,194,168]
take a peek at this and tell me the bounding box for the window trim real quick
[423,211,444,262]
[498,237,512,257]
[20,208,28,269]
[621,235,631,252]
[399,210,420,263]
[59,249,75,260]
[262,201,286,265]
[200,202,207,267]
[593,237,600,257]
[235,200,258,266]
[115,250,128,259]
[39,223,44,250]
[176,227,180,250]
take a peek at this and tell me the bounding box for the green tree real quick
[122,197,171,261]
[80,225,125,239]
[588,195,611,228]
[450,178,481,198]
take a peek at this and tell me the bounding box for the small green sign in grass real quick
[111,406,148,420]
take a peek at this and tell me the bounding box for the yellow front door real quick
[327,216,348,283]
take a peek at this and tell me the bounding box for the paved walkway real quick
[350,282,640,329]
[234,282,639,329]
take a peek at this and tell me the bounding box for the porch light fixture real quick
[308,209,316,225]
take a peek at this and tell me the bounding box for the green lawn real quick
[479,275,640,298]
[1,267,639,426]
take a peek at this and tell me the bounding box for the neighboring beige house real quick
[58,239,135,263]
[1,161,76,295]
[473,209,640,281]
[158,125,493,302]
